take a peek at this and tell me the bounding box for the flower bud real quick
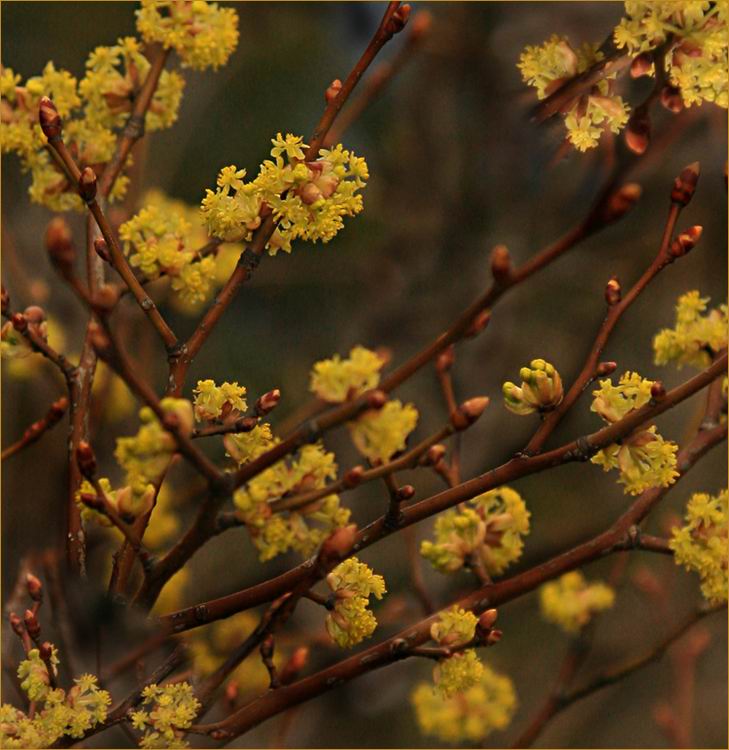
[625,111,650,155]
[478,608,498,632]
[386,3,411,35]
[26,574,43,602]
[396,484,415,502]
[451,396,490,430]
[423,444,447,466]
[465,309,491,338]
[596,361,617,377]
[38,96,62,140]
[319,523,358,562]
[343,465,365,488]
[503,360,563,415]
[490,244,512,284]
[9,613,24,638]
[600,183,642,224]
[650,380,666,402]
[605,277,621,306]
[660,85,683,113]
[366,389,387,410]
[39,642,54,662]
[669,225,702,258]
[325,79,342,103]
[24,306,45,326]
[279,646,309,685]
[94,284,120,312]
[23,610,40,641]
[76,441,97,479]
[630,52,653,78]
[94,238,112,263]
[671,162,700,206]
[486,628,503,645]
[11,313,27,333]
[256,389,281,416]
[436,345,455,373]
[78,167,97,203]
[45,217,75,271]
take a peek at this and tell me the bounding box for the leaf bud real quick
[78,167,98,203]
[600,183,642,224]
[671,162,700,206]
[94,238,112,263]
[39,641,54,662]
[45,217,75,271]
[436,345,455,373]
[650,380,666,402]
[366,389,388,410]
[23,609,40,641]
[486,628,503,645]
[478,608,498,633]
[625,111,650,155]
[26,574,43,602]
[490,244,512,284]
[38,96,62,140]
[396,484,415,502]
[596,361,617,377]
[343,465,365,488]
[386,3,411,35]
[319,524,358,562]
[465,309,491,338]
[256,389,281,416]
[660,85,683,113]
[325,79,342,103]
[605,277,621,306]
[76,440,97,479]
[669,225,702,258]
[451,396,490,430]
[9,612,24,638]
[630,52,653,78]
[11,313,27,333]
[88,321,112,358]
[423,444,447,466]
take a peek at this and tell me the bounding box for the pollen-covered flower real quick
[421,487,530,576]
[348,399,418,463]
[411,663,517,743]
[18,647,58,702]
[129,682,200,748]
[309,346,385,403]
[430,606,478,647]
[540,571,615,633]
[325,557,386,648]
[136,0,239,70]
[429,607,483,697]
[590,371,679,495]
[670,489,728,604]
[503,359,563,415]
[654,291,728,370]
[193,379,247,421]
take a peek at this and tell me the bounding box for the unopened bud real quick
[94,284,120,312]
[660,85,683,113]
[38,96,62,140]
[9,613,23,637]
[24,306,45,325]
[279,646,309,685]
[386,3,411,35]
[319,524,357,561]
[625,111,650,155]
[490,244,512,284]
[88,321,112,358]
[423,444,447,465]
[45,217,75,270]
[224,681,239,706]
[486,628,503,645]
[650,381,666,401]
[396,484,415,502]
[343,465,365,488]
[451,396,490,430]
[76,440,97,478]
[671,162,700,206]
[478,608,498,632]
[256,389,281,416]
[325,79,342,104]
[630,52,653,78]
[94,238,111,263]
[601,183,642,224]
[39,641,54,661]
[504,360,563,415]
[465,309,491,338]
[366,389,387,410]
[605,277,621,306]
[436,345,455,373]
[23,610,40,641]
[669,225,702,258]
[78,167,97,203]
[596,361,617,377]
[11,313,27,333]
[26,574,43,602]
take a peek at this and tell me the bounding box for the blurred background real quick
[2,2,727,748]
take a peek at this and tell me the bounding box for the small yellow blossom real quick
[309,346,385,403]
[503,358,563,415]
[129,682,200,749]
[540,571,615,633]
[433,650,484,698]
[349,399,418,463]
[430,606,478,647]
[193,379,247,421]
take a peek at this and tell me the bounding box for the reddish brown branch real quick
[2,396,68,461]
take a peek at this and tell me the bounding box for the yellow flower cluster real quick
[80,37,184,132]
[421,487,530,576]
[411,663,517,743]
[136,0,239,71]
[517,35,630,151]
[540,571,615,633]
[670,489,727,604]
[1,649,110,748]
[193,379,247,420]
[129,682,200,749]
[75,477,154,528]
[590,371,679,495]
[503,358,564,415]
[654,291,728,370]
[430,607,483,697]
[120,203,218,305]
[200,135,368,254]
[309,346,385,403]
[325,557,386,648]
[614,1,727,107]
[233,442,350,561]
[348,399,418,463]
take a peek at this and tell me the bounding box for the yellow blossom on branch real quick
[539,570,615,633]
[309,346,385,403]
[348,399,418,463]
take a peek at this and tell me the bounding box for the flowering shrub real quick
[1,2,726,749]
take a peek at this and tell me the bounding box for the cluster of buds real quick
[503,359,563,415]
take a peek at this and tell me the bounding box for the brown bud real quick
[76,440,97,478]
[224,681,239,706]
[24,306,45,325]
[88,321,112,358]
[486,628,503,645]
[386,3,411,35]
[478,608,498,632]
[78,167,97,203]
[319,524,358,562]
[630,52,653,78]
[79,492,104,511]
[650,381,666,402]
[279,646,309,686]
[409,10,432,39]
[671,162,700,206]
[26,574,43,602]
[605,277,621,306]
[490,244,512,284]
[94,284,120,312]
[39,641,54,661]
[669,225,702,258]
[256,389,281,416]
[366,389,387,410]
[9,613,24,638]
[38,96,62,140]
[11,313,27,333]
[23,610,40,641]
[325,79,342,104]
[600,182,642,224]
[436,345,455,373]
[45,217,75,270]
[596,361,617,377]
[396,484,415,502]
[423,444,447,466]
[93,238,112,263]
[465,309,491,338]
[660,85,683,113]
[49,396,69,421]
[1,286,9,315]
[451,396,490,430]
[343,465,365,489]
[625,111,650,155]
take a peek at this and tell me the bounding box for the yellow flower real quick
[309,346,385,403]
[503,359,563,415]
[540,571,615,633]
[433,650,484,698]
[349,400,418,463]
[193,379,247,421]
[129,682,200,748]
